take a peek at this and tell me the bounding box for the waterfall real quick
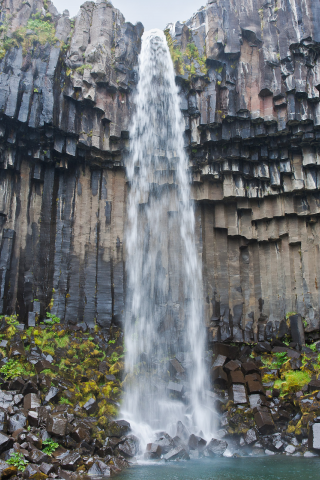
[122,29,215,447]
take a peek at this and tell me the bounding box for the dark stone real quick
[229,370,245,384]
[105,420,130,438]
[0,432,13,454]
[247,379,265,395]
[224,360,241,372]
[0,459,17,478]
[211,366,228,387]
[60,452,82,471]
[242,362,260,375]
[26,433,42,449]
[212,355,227,368]
[83,398,98,415]
[212,344,239,360]
[254,410,275,435]
[47,414,67,437]
[8,377,25,393]
[24,393,41,411]
[169,358,185,375]
[118,434,139,458]
[154,433,174,454]
[8,413,26,433]
[254,342,272,354]
[87,460,111,476]
[22,381,38,396]
[205,438,228,456]
[308,380,320,392]
[289,314,305,346]
[39,463,55,475]
[244,428,257,445]
[0,411,7,433]
[27,448,50,464]
[71,426,90,443]
[34,360,53,374]
[44,387,60,404]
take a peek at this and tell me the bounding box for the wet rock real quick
[0,411,8,433]
[27,449,50,464]
[308,380,320,392]
[230,384,247,404]
[285,445,296,454]
[154,433,174,454]
[224,360,241,372]
[205,438,228,457]
[0,433,13,454]
[254,342,272,354]
[87,460,111,476]
[169,358,185,375]
[188,434,207,450]
[23,463,46,480]
[71,426,90,444]
[83,398,98,415]
[105,420,130,438]
[26,433,42,449]
[34,360,54,374]
[229,370,245,384]
[118,435,139,458]
[47,414,67,437]
[164,446,190,461]
[244,429,257,445]
[24,393,41,411]
[212,355,227,368]
[309,423,320,450]
[249,394,267,409]
[247,379,265,395]
[22,381,38,396]
[8,377,25,393]
[8,413,26,433]
[242,362,260,375]
[254,408,275,435]
[39,463,55,475]
[60,452,82,471]
[211,367,228,388]
[44,387,60,404]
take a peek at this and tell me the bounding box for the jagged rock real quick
[188,434,207,450]
[118,435,139,458]
[224,360,241,372]
[164,447,190,461]
[47,414,67,437]
[244,429,257,445]
[211,367,228,387]
[205,439,228,457]
[0,433,13,454]
[8,413,26,433]
[154,433,174,454]
[87,460,111,476]
[0,459,17,478]
[229,384,247,404]
[229,370,245,384]
[254,409,275,435]
[44,387,60,404]
[71,426,90,444]
[60,452,82,471]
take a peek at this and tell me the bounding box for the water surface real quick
[117,457,320,480]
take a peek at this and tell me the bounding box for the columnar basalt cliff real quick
[1,0,320,344]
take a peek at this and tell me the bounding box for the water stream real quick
[121,29,216,447]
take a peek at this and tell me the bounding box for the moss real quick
[75,64,92,75]
[275,370,312,395]
[164,29,184,75]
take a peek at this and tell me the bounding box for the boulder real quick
[247,380,265,395]
[39,463,55,475]
[224,360,241,372]
[154,433,174,454]
[118,435,139,458]
[44,387,60,404]
[47,414,67,437]
[60,452,82,471]
[22,381,39,396]
[308,380,320,393]
[309,423,320,450]
[229,384,247,404]
[8,413,26,433]
[145,443,161,459]
[254,409,275,435]
[229,370,245,384]
[254,342,272,354]
[163,447,190,461]
[24,393,41,411]
[71,426,90,443]
[0,433,13,454]
[205,438,228,456]
[0,411,8,433]
[244,428,257,445]
[169,358,185,375]
[188,434,207,450]
[289,314,305,346]
[0,459,17,478]
[212,355,227,368]
[242,362,260,375]
[34,360,53,374]
[105,420,130,438]
[87,460,111,476]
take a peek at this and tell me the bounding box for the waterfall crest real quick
[122,29,216,446]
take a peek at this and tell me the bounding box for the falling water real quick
[122,29,216,447]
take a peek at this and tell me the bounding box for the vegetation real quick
[44,312,61,326]
[75,64,93,75]
[164,29,184,75]
[42,439,59,456]
[6,453,29,472]
[0,13,57,60]
[274,370,312,395]
[0,359,32,380]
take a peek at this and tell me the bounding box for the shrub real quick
[42,439,59,456]
[6,452,29,472]
[0,359,29,380]
[44,312,60,325]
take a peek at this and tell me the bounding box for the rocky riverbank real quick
[0,313,320,480]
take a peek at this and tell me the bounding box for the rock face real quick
[0,0,320,342]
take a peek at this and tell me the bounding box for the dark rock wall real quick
[1,0,320,341]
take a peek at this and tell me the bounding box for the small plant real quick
[59,396,72,406]
[309,343,317,352]
[285,312,296,320]
[6,452,29,472]
[44,313,60,325]
[0,359,29,380]
[42,439,59,456]
[4,315,19,326]
[303,320,308,328]
[108,339,116,344]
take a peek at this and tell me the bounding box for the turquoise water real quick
[117,457,320,480]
